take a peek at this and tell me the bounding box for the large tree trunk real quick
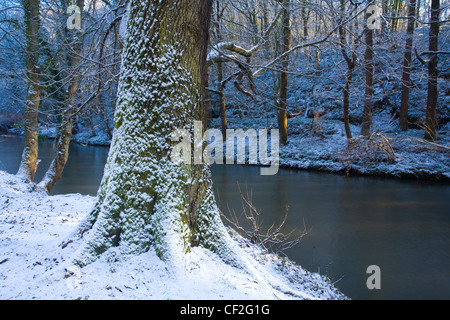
[361,8,374,137]
[38,0,84,193]
[399,0,417,131]
[424,0,440,141]
[277,0,290,145]
[66,1,339,299]
[17,0,41,183]
[72,0,239,268]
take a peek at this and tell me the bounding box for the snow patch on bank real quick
[0,171,348,300]
[210,112,450,181]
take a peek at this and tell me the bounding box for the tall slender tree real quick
[339,0,357,140]
[399,0,417,131]
[214,0,228,139]
[17,0,41,182]
[361,3,375,137]
[424,0,440,141]
[277,0,291,145]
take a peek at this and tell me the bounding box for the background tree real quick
[277,0,291,145]
[361,2,375,137]
[338,0,359,140]
[424,0,440,141]
[399,0,417,131]
[212,0,228,138]
[38,0,85,193]
[1,0,448,190]
[16,0,41,182]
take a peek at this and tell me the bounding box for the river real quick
[1,135,449,300]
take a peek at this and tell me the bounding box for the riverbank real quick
[210,111,450,182]
[5,109,450,183]
[0,171,348,300]
[277,117,450,182]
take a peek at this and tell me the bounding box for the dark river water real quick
[1,135,449,300]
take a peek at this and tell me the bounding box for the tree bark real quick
[301,2,309,40]
[38,0,84,193]
[342,62,354,140]
[215,1,227,139]
[17,0,41,183]
[217,61,228,139]
[361,7,374,137]
[424,0,440,141]
[339,0,355,140]
[72,0,242,268]
[399,0,417,131]
[390,0,403,32]
[277,0,290,145]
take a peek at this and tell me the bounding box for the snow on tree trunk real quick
[17,0,41,183]
[73,0,241,268]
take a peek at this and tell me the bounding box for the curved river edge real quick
[276,136,450,183]
[5,116,450,183]
[277,158,450,183]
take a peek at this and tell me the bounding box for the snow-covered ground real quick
[0,171,348,300]
[279,116,450,181]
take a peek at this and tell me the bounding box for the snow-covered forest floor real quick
[0,171,348,300]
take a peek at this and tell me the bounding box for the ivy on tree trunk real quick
[73,0,240,268]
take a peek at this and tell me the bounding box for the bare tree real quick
[338,0,359,140]
[361,2,374,137]
[399,0,417,131]
[277,0,291,145]
[16,0,41,182]
[70,5,322,298]
[213,0,228,138]
[35,0,127,192]
[38,0,85,193]
[424,0,441,141]
[221,183,309,255]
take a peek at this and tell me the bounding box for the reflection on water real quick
[0,135,109,196]
[212,165,450,300]
[1,135,449,300]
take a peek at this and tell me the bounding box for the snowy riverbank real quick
[5,104,450,183]
[0,171,348,300]
[209,112,450,182]
[278,117,450,181]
